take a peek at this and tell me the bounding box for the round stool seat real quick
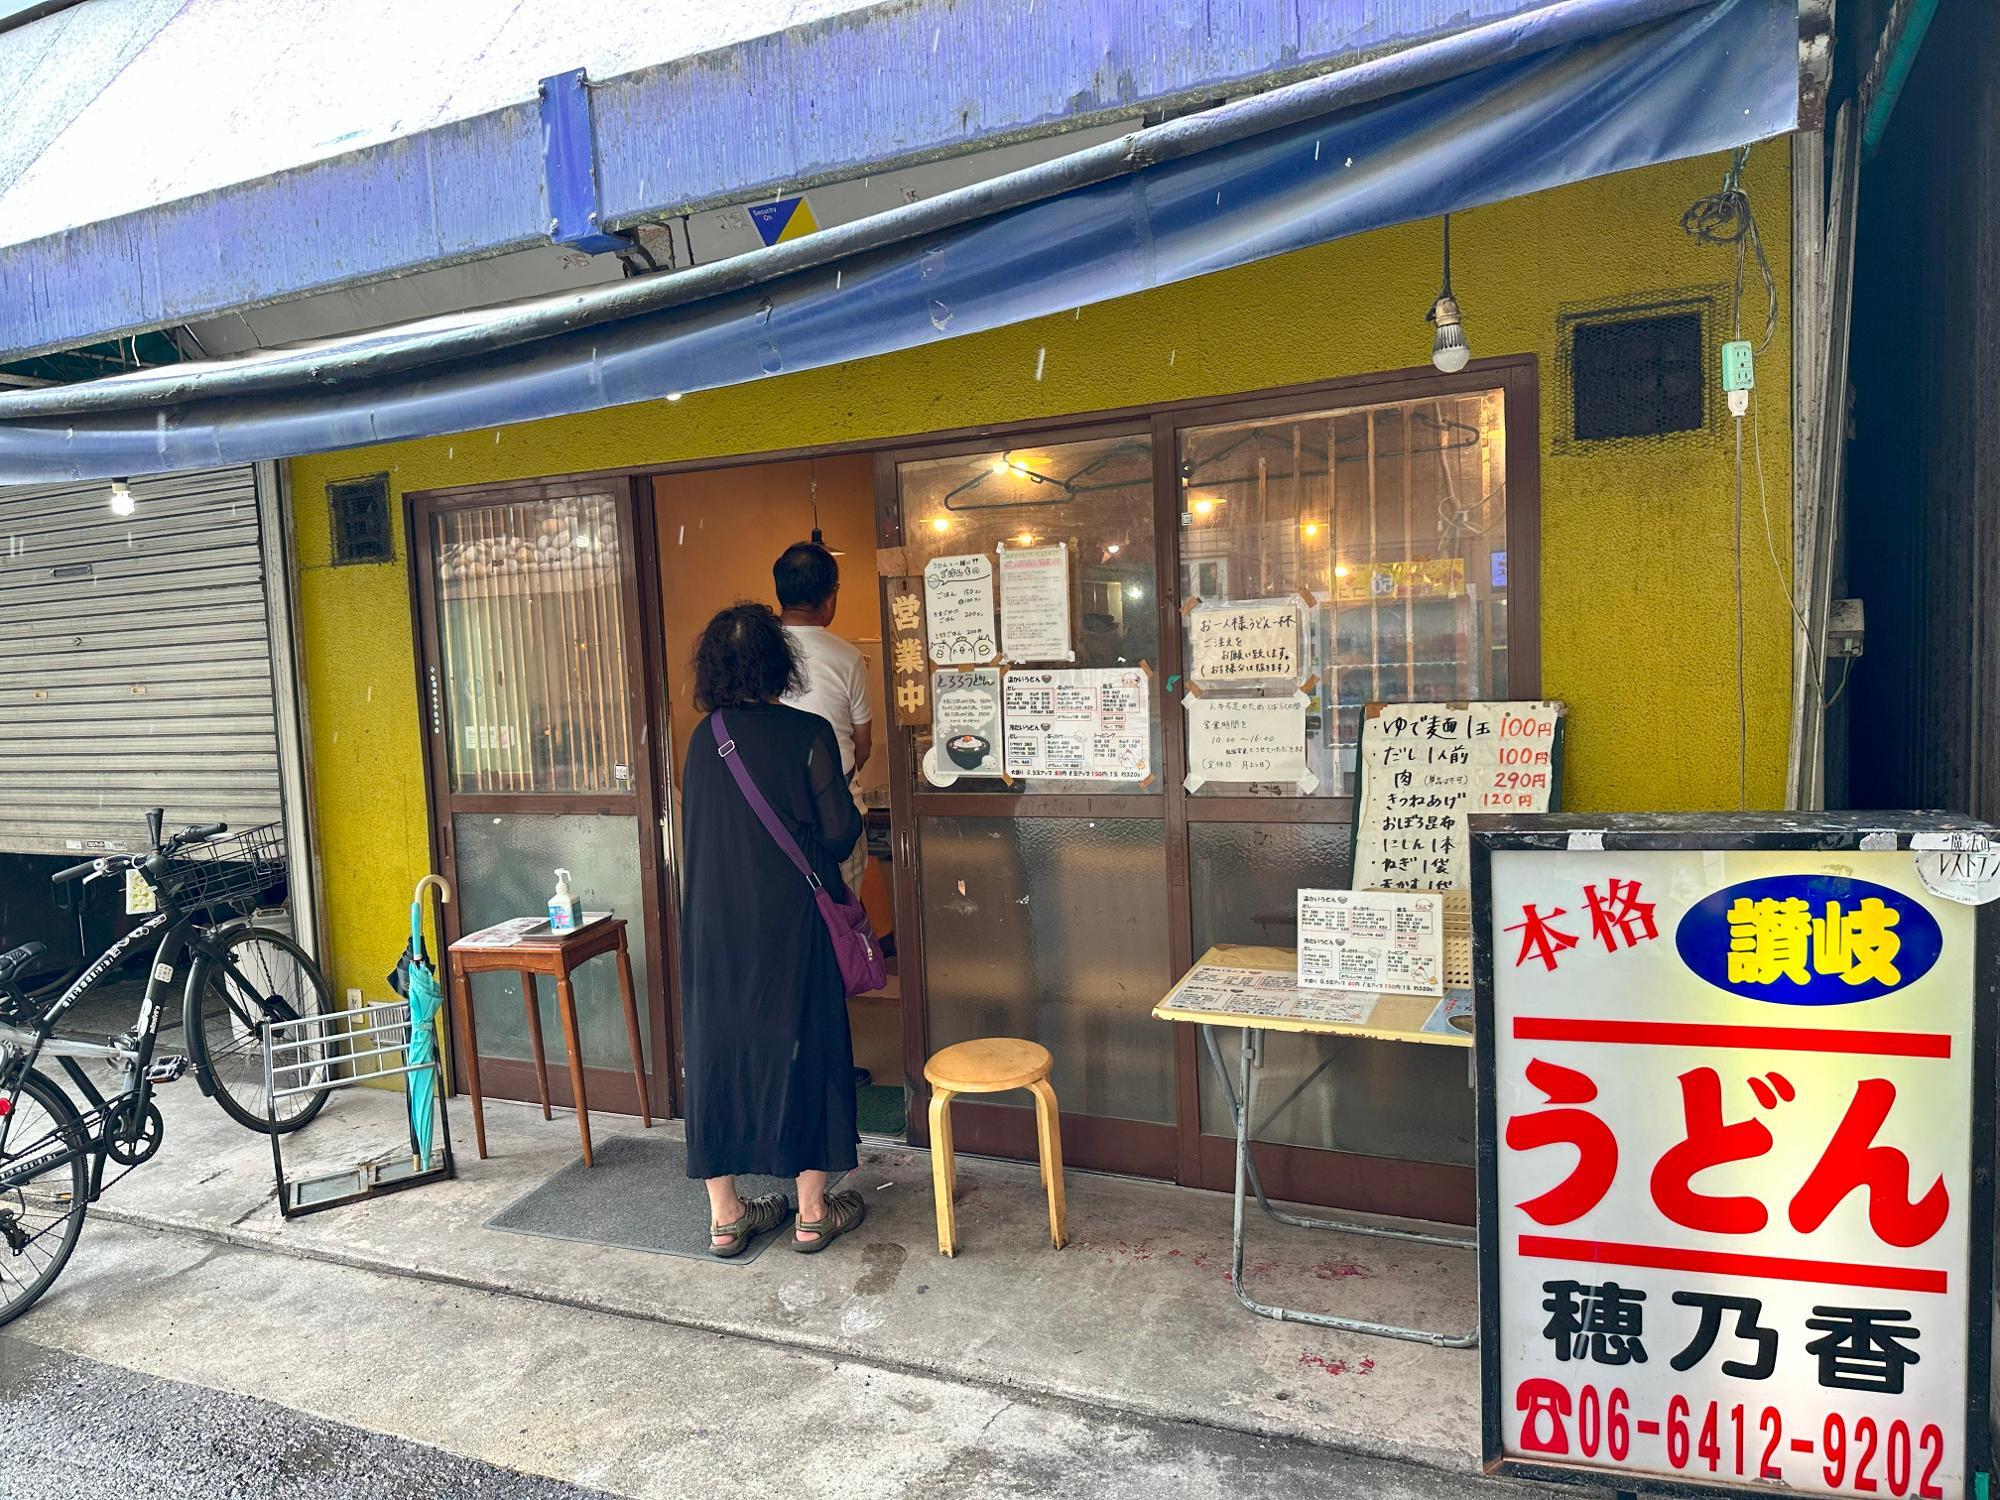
[924,1037,1052,1094]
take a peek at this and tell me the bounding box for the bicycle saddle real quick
[0,942,45,985]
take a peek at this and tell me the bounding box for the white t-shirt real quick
[781,624,872,776]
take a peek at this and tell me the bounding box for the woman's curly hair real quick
[692,601,803,712]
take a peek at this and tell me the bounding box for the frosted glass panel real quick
[919,817,1173,1122]
[451,813,652,1068]
[1190,821,1471,1165]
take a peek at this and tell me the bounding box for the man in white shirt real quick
[774,542,874,900]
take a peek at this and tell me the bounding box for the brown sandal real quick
[792,1189,866,1253]
[708,1192,790,1258]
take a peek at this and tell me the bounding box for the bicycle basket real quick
[159,823,289,915]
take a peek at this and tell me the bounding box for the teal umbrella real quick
[390,875,450,1170]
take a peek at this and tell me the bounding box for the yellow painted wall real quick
[292,146,1792,1006]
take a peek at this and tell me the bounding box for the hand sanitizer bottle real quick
[547,868,581,933]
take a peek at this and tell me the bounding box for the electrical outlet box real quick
[1720,339,1755,393]
[346,987,363,1009]
[1828,597,1865,659]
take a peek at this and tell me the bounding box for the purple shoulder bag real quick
[712,712,886,998]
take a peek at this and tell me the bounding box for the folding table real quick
[1152,941,1478,1348]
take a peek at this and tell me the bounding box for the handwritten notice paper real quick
[1187,598,1302,684]
[923,554,997,665]
[1002,667,1150,781]
[1352,701,1563,891]
[1183,692,1316,792]
[924,668,1004,784]
[1297,889,1443,996]
[997,542,1074,663]
[1161,963,1378,1028]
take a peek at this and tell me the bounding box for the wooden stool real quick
[446,916,651,1167]
[923,1038,1067,1256]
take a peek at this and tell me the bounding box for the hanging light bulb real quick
[806,461,844,556]
[1426,214,1470,374]
[108,478,135,517]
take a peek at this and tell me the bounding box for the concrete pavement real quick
[77,1084,1489,1475]
[0,1330,613,1500]
[1,1219,1533,1498]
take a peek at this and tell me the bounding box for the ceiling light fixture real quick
[1426,214,1470,374]
[108,478,135,517]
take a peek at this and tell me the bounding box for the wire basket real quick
[159,823,290,915]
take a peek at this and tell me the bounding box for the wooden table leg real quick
[614,929,651,1128]
[555,972,593,1167]
[450,969,487,1159]
[520,972,551,1120]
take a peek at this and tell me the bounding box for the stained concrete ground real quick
[3,1080,1553,1496]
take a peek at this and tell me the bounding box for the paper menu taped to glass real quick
[1161,963,1377,1027]
[1183,691,1315,792]
[924,667,1003,784]
[1297,889,1443,996]
[923,554,997,665]
[996,542,1074,663]
[1352,701,1562,891]
[1186,598,1303,683]
[1002,667,1149,780]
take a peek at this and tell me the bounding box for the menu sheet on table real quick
[455,912,612,948]
[1296,889,1443,996]
[1352,701,1562,891]
[1002,667,1149,780]
[1162,963,1378,1027]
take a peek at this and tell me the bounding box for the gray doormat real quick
[486,1135,803,1265]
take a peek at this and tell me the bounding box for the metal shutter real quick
[0,467,283,855]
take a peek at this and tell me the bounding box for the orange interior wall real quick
[651,455,884,790]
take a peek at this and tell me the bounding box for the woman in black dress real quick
[681,603,868,1255]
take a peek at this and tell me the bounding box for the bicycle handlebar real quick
[48,815,229,888]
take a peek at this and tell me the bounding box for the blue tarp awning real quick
[0,0,1806,483]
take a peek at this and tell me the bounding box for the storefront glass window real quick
[918,815,1175,1123]
[433,494,633,794]
[1188,821,1473,1164]
[896,434,1160,794]
[1177,391,1508,797]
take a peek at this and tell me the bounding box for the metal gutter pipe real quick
[1860,0,1939,158]
[0,0,1717,422]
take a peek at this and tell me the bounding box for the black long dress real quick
[680,702,863,1180]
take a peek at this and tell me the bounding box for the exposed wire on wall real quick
[1683,145,1779,810]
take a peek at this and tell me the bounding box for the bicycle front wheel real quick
[184,923,333,1134]
[0,1068,90,1328]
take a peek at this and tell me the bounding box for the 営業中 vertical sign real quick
[1475,817,1994,1499]
[886,577,930,727]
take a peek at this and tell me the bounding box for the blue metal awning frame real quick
[0,0,1804,483]
[0,0,1651,364]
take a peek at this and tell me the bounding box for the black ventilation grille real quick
[329,474,392,565]
[1569,311,1705,441]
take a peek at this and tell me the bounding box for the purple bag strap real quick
[712,711,822,891]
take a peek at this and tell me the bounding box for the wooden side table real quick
[446,916,651,1166]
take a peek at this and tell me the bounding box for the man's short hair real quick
[774,542,840,611]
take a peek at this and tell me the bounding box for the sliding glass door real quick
[413,480,670,1118]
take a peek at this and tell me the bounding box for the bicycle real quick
[0,810,334,1326]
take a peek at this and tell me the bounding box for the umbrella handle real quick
[412,874,452,955]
